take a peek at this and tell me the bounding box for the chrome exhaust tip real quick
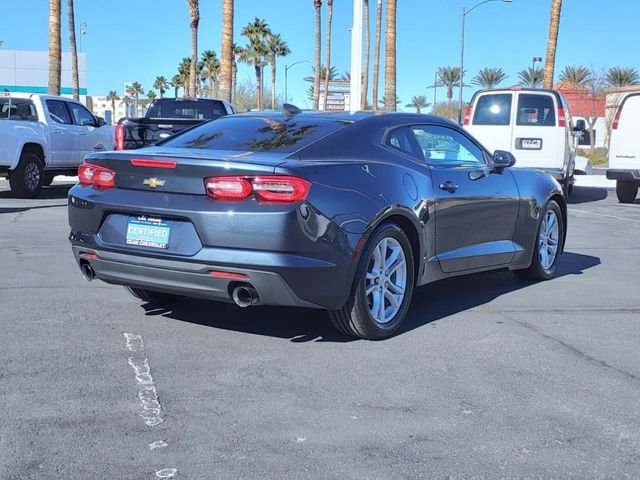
[232,285,259,308]
[80,262,95,282]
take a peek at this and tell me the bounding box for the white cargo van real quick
[607,92,640,203]
[464,88,578,194]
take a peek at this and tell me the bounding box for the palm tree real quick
[146,90,157,104]
[219,0,234,102]
[178,57,192,96]
[518,67,544,88]
[153,76,169,98]
[558,65,592,87]
[372,0,382,111]
[107,90,120,118]
[130,81,144,115]
[437,66,464,104]
[240,18,270,109]
[232,43,242,104]
[361,0,370,110]
[187,0,200,98]
[543,0,563,89]
[322,0,334,110]
[305,65,339,101]
[66,0,79,100]
[384,0,397,111]
[121,95,130,117]
[266,34,290,109]
[171,75,183,97]
[405,95,429,114]
[379,96,401,108]
[606,66,640,87]
[472,67,508,89]
[312,0,322,109]
[48,0,61,95]
[201,50,220,98]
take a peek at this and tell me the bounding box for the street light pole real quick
[350,0,363,113]
[79,22,87,53]
[458,0,512,124]
[284,60,312,105]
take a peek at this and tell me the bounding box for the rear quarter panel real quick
[0,121,48,169]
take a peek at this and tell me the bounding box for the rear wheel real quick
[514,200,564,281]
[125,287,183,304]
[616,181,638,204]
[328,224,415,340]
[8,150,44,198]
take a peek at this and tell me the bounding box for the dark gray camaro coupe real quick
[68,107,566,339]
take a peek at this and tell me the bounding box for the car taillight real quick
[204,175,311,203]
[612,109,622,129]
[463,106,473,125]
[557,107,566,127]
[205,176,253,200]
[78,162,116,189]
[115,124,125,150]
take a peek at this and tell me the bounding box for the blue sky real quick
[2,0,638,110]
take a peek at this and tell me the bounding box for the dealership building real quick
[0,49,87,101]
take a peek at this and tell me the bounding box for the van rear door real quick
[511,92,562,171]
[609,94,640,170]
[465,92,513,154]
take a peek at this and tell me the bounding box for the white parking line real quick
[571,208,640,224]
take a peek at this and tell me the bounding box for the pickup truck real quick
[0,93,114,197]
[115,97,236,150]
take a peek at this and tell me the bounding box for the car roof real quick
[0,92,84,103]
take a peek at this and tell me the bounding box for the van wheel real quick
[328,224,415,340]
[616,181,638,204]
[8,150,44,198]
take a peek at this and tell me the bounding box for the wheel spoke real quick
[376,289,386,321]
[385,289,400,310]
[387,282,404,295]
[385,246,400,270]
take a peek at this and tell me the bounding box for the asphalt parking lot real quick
[1,179,639,479]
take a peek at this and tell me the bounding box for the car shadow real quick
[568,186,608,204]
[0,183,73,200]
[139,251,600,343]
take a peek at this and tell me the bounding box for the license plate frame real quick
[516,138,543,150]
[125,215,172,249]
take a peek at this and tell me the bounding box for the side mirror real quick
[96,116,106,127]
[493,150,516,171]
[574,119,586,131]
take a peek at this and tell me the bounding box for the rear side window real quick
[46,100,73,124]
[472,94,512,125]
[163,115,350,153]
[146,100,226,120]
[0,98,38,121]
[516,94,556,127]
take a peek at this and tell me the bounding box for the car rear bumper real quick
[606,169,640,182]
[71,245,328,308]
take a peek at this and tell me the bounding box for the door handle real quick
[439,181,459,193]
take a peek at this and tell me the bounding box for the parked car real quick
[116,97,236,150]
[68,108,566,340]
[0,92,114,197]
[607,91,640,203]
[464,87,589,195]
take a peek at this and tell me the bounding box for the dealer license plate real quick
[125,216,172,249]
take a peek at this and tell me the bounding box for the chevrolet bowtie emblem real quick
[143,178,166,188]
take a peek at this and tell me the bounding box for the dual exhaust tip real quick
[81,261,259,308]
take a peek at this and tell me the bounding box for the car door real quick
[511,92,562,171]
[408,124,520,273]
[44,99,78,167]
[66,101,110,159]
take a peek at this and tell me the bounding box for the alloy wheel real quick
[365,237,407,325]
[538,210,559,271]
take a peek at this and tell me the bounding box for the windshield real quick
[145,100,226,120]
[162,115,350,153]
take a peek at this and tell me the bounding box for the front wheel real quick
[8,150,44,198]
[514,200,564,281]
[616,181,638,204]
[329,224,415,340]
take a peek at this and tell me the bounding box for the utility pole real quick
[350,0,363,113]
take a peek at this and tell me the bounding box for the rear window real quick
[163,115,350,153]
[0,98,38,122]
[146,100,226,120]
[516,94,556,126]
[472,94,512,125]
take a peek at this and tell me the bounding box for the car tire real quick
[125,286,183,304]
[43,174,55,186]
[8,149,44,198]
[328,224,415,340]
[514,200,564,281]
[616,181,638,204]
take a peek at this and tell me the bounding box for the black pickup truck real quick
[115,98,236,150]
